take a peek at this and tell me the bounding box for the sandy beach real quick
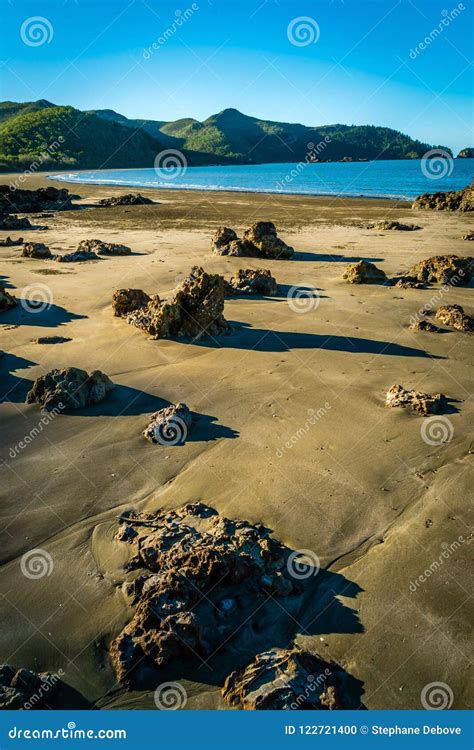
[0,172,473,710]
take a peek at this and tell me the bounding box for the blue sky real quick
[1,0,472,153]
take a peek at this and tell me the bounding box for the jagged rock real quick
[412,182,474,211]
[225,268,278,296]
[144,402,193,445]
[126,266,229,340]
[343,260,387,284]
[98,193,154,207]
[435,304,473,332]
[26,367,114,412]
[395,255,473,288]
[0,214,32,230]
[77,239,131,256]
[0,236,23,247]
[0,283,16,312]
[409,319,441,333]
[385,384,447,415]
[0,665,60,710]
[461,231,474,241]
[210,226,240,254]
[243,222,294,259]
[109,503,298,688]
[55,250,98,263]
[0,185,73,214]
[367,220,421,231]
[112,288,151,317]
[22,242,53,260]
[222,647,360,710]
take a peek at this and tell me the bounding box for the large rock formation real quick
[26,367,114,412]
[22,242,53,260]
[0,665,60,710]
[225,268,278,296]
[395,255,473,288]
[211,222,294,259]
[435,304,473,332]
[98,193,154,207]
[412,182,474,211]
[385,384,447,415]
[0,185,73,214]
[77,239,131,256]
[343,260,387,284]
[112,288,151,318]
[109,502,298,689]
[0,283,16,312]
[123,267,230,340]
[144,402,193,445]
[222,647,361,710]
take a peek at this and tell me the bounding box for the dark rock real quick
[225,268,278,296]
[0,665,60,710]
[461,231,474,241]
[243,222,294,259]
[0,214,32,230]
[26,367,114,411]
[55,250,98,263]
[409,319,442,333]
[22,242,53,260]
[0,185,73,214]
[0,236,23,247]
[112,288,151,317]
[367,220,421,231]
[412,182,474,211]
[0,283,16,312]
[98,193,154,207]
[144,402,193,445]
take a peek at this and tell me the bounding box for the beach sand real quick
[0,172,473,709]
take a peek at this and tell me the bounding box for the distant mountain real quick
[0,100,451,172]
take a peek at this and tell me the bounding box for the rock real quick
[144,402,193,445]
[26,367,114,412]
[409,319,441,333]
[0,236,23,247]
[0,185,73,214]
[222,647,360,710]
[0,665,61,710]
[435,304,473,332]
[0,214,32,230]
[22,242,53,260]
[210,226,240,254]
[225,268,278,296]
[243,222,294,259]
[457,148,474,159]
[55,250,98,263]
[112,288,151,317]
[109,502,297,688]
[395,255,473,288]
[0,283,16,312]
[343,260,387,284]
[385,384,448,415]
[126,266,230,340]
[461,231,474,241]
[412,182,474,211]
[98,193,154,207]
[368,220,421,231]
[77,239,131,256]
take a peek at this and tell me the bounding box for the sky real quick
[0,0,472,154]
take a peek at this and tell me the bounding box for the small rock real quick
[26,367,114,411]
[22,242,53,260]
[143,403,193,445]
[55,250,98,263]
[98,193,154,207]
[435,304,472,332]
[385,384,448,415]
[77,239,131,256]
[343,260,387,284]
[112,288,151,317]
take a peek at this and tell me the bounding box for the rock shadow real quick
[294,250,384,263]
[2,301,87,328]
[0,352,37,403]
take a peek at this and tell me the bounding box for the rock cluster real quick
[98,193,154,207]
[222,647,360,710]
[342,260,387,284]
[0,236,23,247]
[395,255,473,288]
[211,222,294,259]
[435,304,472,332]
[409,319,441,333]
[26,367,114,412]
[461,231,474,241]
[118,266,230,340]
[77,239,131,256]
[385,384,447,415]
[143,402,193,445]
[56,250,98,263]
[22,242,53,260]
[0,214,32,230]
[112,288,151,317]
[0,185,73,214]
[225,268,278,296]
[412,182,474,212]
[110,502,298,688]
[0,665,59,710]
[0,283,16,312]
[367,220,421,231]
